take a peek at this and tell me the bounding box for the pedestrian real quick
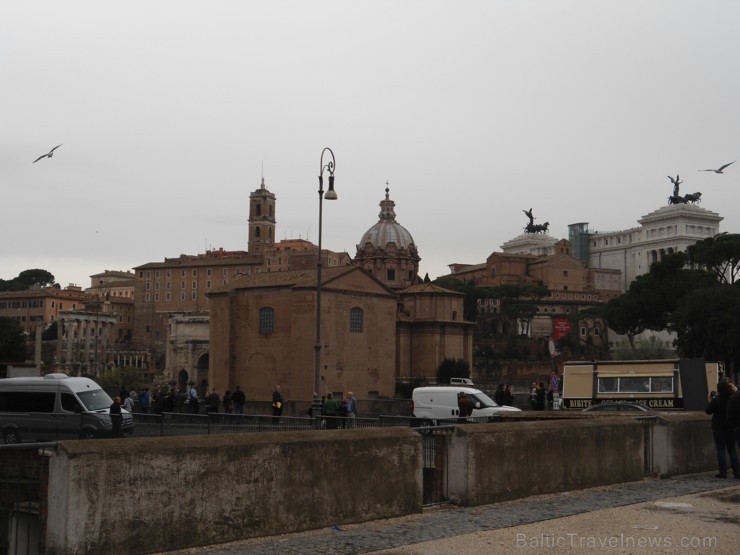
[728,382,740,452]
[536,382,546,411]
[123,392,135,414]
[705,381,739,479]
[323,393,341,429]
[140,387,151,414]
[188,385,200,414]
[502,384,514,407]
[346,391,358,426]
[164,389,176,412]
[206,388,220,413]
[231,385,246,414]
[457,392,474,422]
[272,385,284,418]
[494,384,505,406]
[110,396,123,438]
[529,381,538,410]
[154,388,165,415]
[222,390,232,414]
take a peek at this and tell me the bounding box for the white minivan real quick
[412,385,521,423]
[0,373,134,443]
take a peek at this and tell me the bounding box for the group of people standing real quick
[319,391,358,429]
[706,379,740,479]
[528,369,561,410]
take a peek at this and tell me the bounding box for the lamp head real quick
[324,175,338,200]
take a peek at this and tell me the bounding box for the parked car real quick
[412,385,521,424]
[0,373,134,443]
[582,402,651,413]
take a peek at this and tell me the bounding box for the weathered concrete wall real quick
[652,412,715,476]
[447,418,643,506]
[45,428,422,555]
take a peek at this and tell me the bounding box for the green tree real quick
[0,317,28,362]
[42,320,58,341]
[0,269,56,291]
[686,233,740,285]
[436,358,470,384]
[671,284,740,376]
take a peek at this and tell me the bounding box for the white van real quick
[411,386,521,423]
[0,373,134,443]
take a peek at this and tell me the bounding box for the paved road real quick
[157,473,739,555]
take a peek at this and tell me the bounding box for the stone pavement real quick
[158,473,739,555]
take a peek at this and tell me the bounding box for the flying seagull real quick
[32,144,63,164]
[699,161,735,174]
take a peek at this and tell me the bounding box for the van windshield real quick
[77,389,114,411]
[469,392,498,408]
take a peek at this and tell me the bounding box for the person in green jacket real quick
[323,392,341,429]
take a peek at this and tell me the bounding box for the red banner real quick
[552,318,571,341]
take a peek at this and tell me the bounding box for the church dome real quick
[357,187,417,252]
[355,186,420,290]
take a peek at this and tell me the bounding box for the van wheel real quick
[81,430,97,440]
[3,429,21,444]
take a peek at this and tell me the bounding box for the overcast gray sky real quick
[3,1,739,288]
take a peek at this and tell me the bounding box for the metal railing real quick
[0,443,51,555]
[417,425,455,505]
[635,415,658,475]
[130,412,402,436]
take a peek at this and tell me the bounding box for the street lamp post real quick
[313,147,338,425]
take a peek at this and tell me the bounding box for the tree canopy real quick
[686,233,740,285]
[0,269,56,291]
[0,317,28,362]
[605,242,740,376]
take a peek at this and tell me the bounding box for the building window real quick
[259,307,274,333]
[181,282,185,289]
[166,270,171,277]
[155,270,160,278]
[180,292,185,300]
[154,292,159,301]
[181,270,186,277]
[563,270,568,277]
[387,268,396,281]
[207,269,212,277]
[166,292,171,301]
[350,308,363,333]
[223,268,229,276]
[192,281,197,289]
[207,280,211,288]
[192,269,198,277]
[192,291,197,300]
[145,293,150,301]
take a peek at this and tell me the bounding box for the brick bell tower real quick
[248,177,276,256]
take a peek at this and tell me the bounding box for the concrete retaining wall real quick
[447,418,643,506]
[45,428,422,555]
[651,412,715,476]
[39,413,718,554]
